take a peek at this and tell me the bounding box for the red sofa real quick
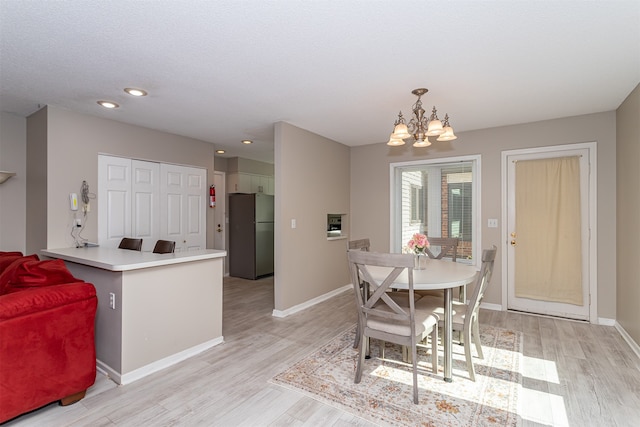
[0,252,97,423]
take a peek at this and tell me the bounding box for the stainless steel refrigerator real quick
[229,193,274,279]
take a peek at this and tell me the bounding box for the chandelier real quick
[387,88,457,147]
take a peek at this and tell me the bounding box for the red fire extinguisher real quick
[209,185,216,208]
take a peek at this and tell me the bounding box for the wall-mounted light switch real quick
[488,219,498,228]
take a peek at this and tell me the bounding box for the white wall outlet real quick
[488,218,498,228]
[75,218,82,227]
[291,219,296,229]
[109,292,116,309]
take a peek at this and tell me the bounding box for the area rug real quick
[270,325,522,426]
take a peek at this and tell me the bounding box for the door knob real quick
[511,240,516,246]
[217,224,222,232]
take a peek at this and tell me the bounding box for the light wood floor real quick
[5,276,640,426]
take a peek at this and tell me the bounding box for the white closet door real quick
[132,160,160,252]
[160,164,206,251]
[98,155,132,248]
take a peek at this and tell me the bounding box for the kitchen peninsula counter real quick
[41,246,225,271]
[42,247,227,385]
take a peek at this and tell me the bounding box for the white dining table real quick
[367,258,477,382]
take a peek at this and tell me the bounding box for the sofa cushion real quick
[1,258,82,295]
[0,251,23,257]
[3,259,82,293]
[0,255,40,295]
[0,252,26,275]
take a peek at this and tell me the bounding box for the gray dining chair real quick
[417,245,496,381]
[424,237,460,261]
[416,237,461,300]
[348,238,371,252]
[347,239,421,351]
[348,238,371,349]
[347,250,438,404]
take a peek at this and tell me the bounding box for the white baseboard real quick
[480,302,502,311]
[272,284,351,318]
[615,321,640,360]
[597,317,616,326]
[96,361,121,384]
[97,336,225,385]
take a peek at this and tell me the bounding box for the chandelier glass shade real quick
[387,88,457,147]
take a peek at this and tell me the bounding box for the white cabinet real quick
[227,172,274,195]
[239,173,251,192]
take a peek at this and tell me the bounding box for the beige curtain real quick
[515,156,583,306]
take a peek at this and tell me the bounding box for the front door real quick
[505,144,595,321]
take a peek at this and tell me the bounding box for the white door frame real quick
[212,171,227,275]
[501,142,598,323]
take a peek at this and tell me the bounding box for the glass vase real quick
[414,252,427,270]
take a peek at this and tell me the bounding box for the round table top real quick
[367,258,477,290]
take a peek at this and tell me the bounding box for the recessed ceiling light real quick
[124,88,148,97]
[97,101,119,109]
[215,150,225,154]
[241,140,253,145]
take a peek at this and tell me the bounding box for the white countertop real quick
[41,247,227,271]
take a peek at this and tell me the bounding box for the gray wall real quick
[26,108,47,254]
[274,122,350,311]
[26,106,216,252]
[0,112,26,252]
[350,111,617,320]
[616,83,640,345]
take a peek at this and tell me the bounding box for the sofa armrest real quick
[0,282,97,423]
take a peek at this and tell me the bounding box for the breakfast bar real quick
[41,247,226,385]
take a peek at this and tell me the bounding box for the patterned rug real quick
[271,325,522,426]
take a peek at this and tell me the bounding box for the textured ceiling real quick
[1,0,639,163]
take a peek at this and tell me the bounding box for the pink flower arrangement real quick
[407,233,429,254]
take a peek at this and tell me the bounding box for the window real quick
[391,156,479,263]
